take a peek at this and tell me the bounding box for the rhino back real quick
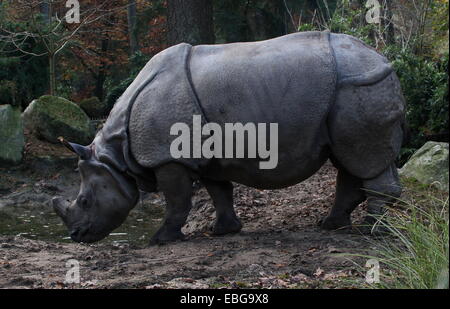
[189,32,337,186]
[331,33,393,87]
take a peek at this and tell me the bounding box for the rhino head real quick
[52,142,139,243]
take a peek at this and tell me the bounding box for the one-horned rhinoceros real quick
[53,31,406,244]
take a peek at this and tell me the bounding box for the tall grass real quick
[369,183,449,289]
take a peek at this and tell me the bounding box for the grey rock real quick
[78,97,109,119]
[400,141,449,191]
[22,95,94,145]
[0,104,24,166]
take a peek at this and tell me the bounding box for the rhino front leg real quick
[201,179,242,235]
[321,168,366,231]
[150,163,193,245]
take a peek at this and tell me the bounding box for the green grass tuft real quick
[365,182,449,289]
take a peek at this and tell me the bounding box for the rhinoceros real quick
[53,31,406,244]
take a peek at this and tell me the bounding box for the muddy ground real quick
[0,135,382,289]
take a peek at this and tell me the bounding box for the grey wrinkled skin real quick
[53,31,406,244]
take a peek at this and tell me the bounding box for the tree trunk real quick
[42,1,54,95]
[94,39,110,101]
[127,0,139,55]
[383,1,396,45]
[40,1,51,24]
[49,53,56,96]
[167,0,215,46]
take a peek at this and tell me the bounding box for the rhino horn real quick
[60,138,92,160]
[52,197,69,221]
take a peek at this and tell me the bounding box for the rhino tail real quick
[338,63,393,88]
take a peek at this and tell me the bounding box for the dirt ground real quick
[0,135,379,289]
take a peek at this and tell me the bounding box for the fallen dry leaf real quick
[314,267,324,277]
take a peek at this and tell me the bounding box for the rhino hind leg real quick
[150,163,193,245]
[359,163,402,234]
[201,179,242,235]
[328,72,405,180]
[321,168,366,231]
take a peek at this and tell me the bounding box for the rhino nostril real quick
[70,229,80,241]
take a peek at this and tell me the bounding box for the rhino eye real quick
[79,197,90,210]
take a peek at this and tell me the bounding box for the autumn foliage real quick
[0,0,167,104]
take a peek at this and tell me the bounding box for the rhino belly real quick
[200,148,330,189]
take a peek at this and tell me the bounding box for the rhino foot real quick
[149,227,186,246]
[320,215,352,232]
[213,216,242,236]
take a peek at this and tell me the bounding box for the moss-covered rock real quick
[399,141,449,191]
[78,97,109,118]
[22,95,95,145]
[0,104,24,166]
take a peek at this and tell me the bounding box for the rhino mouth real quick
[70,224,111,243]
[70,226,90,243]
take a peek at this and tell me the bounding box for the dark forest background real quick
[0,0,448,159]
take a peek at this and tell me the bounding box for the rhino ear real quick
[60,138,92,160]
